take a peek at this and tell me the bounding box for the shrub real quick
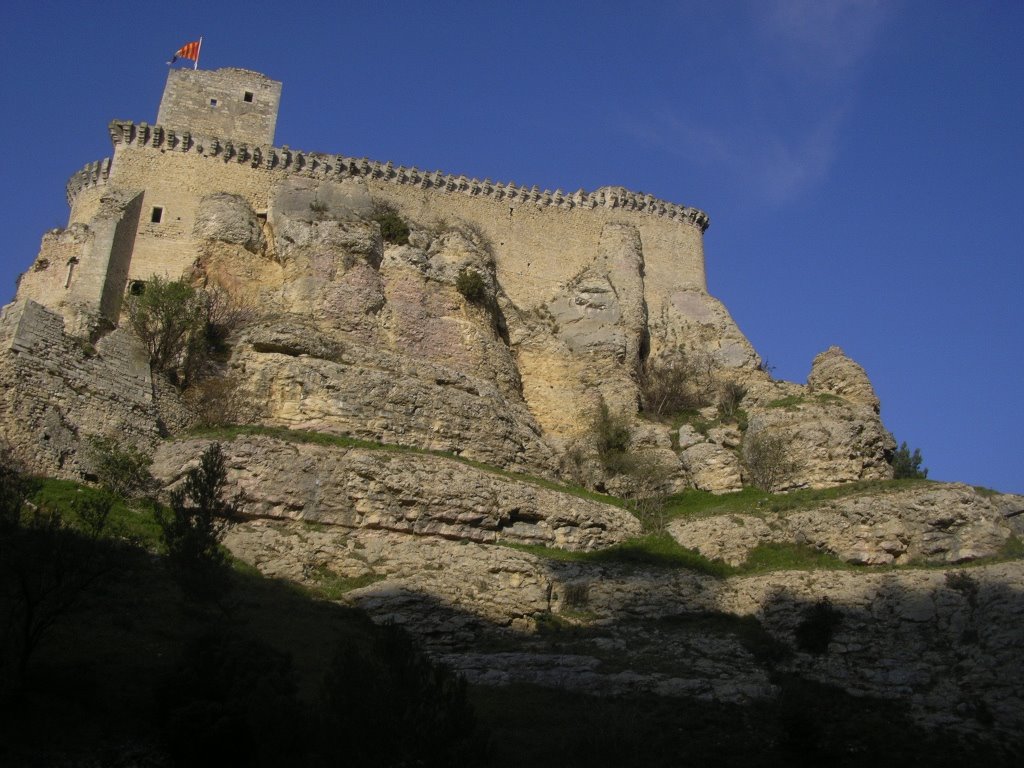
[71,491,115,540]
[742,430,800,492]
[158,444,238,581]
[795,598,843,654]
[126,278,251,388]
[593,399,633,475]
[456,268,487,303]
[717,380,748,420]
[891,441,928,479]
[0,452,27,530]
[638,347,712,418]
[371,202,410,245]
[84,436,155,499]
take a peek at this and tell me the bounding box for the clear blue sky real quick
[2,1,1021,493]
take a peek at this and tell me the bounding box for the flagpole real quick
[195,36,203,70]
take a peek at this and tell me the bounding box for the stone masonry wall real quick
[0,299,158,476]
[156,68,282,147]
[59,120,708,319]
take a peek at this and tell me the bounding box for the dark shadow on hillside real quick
[3,518,1023,768]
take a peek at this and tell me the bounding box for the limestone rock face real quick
[648,288,760,370]
[223,519,1024,741]
[669,484,1018,566]
[744,399,895,490]
[807,345,881,411]
[679,442,743,494]
[153,435,639,551]
[193,193,265,253]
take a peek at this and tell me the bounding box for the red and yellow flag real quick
[169,39,201,65]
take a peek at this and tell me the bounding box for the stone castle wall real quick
[48,119,708,323]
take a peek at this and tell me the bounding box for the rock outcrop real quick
[669,483,1023,566]
[153,434,640,551]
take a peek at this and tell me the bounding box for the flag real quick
[168,39,201,65]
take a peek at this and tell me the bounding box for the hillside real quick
[1,66,1022,764]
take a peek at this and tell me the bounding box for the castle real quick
[15,67,711,337]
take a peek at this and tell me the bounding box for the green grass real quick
[31,477,164,549]
[766,395,806,409]
[307,567,385,600]
[658,479,937,523]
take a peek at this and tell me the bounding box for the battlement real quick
[100,120,710,232]
[65,157,113,205]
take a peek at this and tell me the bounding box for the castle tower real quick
[156,67,282,145]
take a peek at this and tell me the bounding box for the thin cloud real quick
[625,1,893,204]
[758,0,893,78]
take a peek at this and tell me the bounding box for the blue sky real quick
[2,1,1021,493]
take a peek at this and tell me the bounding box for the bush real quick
[593,399,633,475]
[126,279,250,388]
[717,380,748,421]
[638,347,713,418]
[891,441,928,479]
[371,202,410,245]
[0,453,27,531]
[456,268,487,303]
[83,436,155,499]
[742,430,800,492]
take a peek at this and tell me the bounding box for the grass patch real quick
[31,477,164,549]
[739,543,852,573]
[997,534,1024,560]
[308,567,384,600]
[658,479,937,524]
[766,395,805,409]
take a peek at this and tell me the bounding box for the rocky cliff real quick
[3,174,1022,755]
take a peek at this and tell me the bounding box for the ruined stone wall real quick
[0,300,158,476]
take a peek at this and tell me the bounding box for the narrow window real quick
[243,90,254,103]
[65,257,79,289]
[210,98,218,107]
[151,206,163,223]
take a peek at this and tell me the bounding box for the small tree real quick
[159,443,239,598]
[317,623,481,767]
[0,454,27,531]
[593,399,633,475]
[637,347,712,418]
[126,277,208,385]
[743,430,800,493]
[795,598,843,654]
[891,441,928,479]
[84,436,155,500]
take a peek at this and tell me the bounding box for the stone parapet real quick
[65,157,112,205]
[100,120,710,232]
